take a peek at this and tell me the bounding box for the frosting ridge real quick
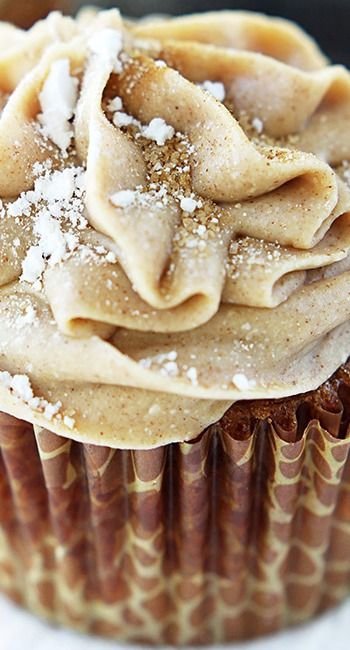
[0,8,350,447]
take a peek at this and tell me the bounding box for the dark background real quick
[0,1,349,66]
[79,0,350,66]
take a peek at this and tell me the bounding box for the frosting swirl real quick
[1,8,350,448]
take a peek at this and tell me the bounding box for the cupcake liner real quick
[0,381,350,645]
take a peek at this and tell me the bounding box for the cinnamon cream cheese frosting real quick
[1,7,350,447]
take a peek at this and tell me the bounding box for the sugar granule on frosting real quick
[148,403,161,416]
[196,224,207,236]
[180,197,201,213]
[63,415,75,429]
[38,59,78,153]
[0,371,64,422]
[113,111,136,127]
[88,28,123,72]
[43,401,62,420]
[21,246,46,284]
[232,373,256,390]
[108,96,123,112]
[15,165,89,287]
[110,185,168,210]
[199,80,226,102]
[107,100,176,149]
[252,117,264,134]
[138,351,178,376]
[106,117,218,258]
[160,361,179,377]
[110,189,136,208]
[141,118,175,146]
[8,196,31,218]
[34,166,83,203]
[105,251,117,263]
[10,374,34,403]
[186,367,198,385]
[108,95,139,128]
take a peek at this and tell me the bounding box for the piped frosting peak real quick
[0,9,350,447]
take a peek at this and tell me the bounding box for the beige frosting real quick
[1,8,350,448]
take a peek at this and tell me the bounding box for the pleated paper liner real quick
[0,369,350,644]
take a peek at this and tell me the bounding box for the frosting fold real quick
[0,9,350,448]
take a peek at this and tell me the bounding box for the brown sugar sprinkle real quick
[141,133,193,195]
[223,101,271,143]
[103,57,226,273]
[107,54,153,98]
[223,102,303,152]
[258,143,301,163]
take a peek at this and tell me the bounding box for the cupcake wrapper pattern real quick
[0,386,350,645]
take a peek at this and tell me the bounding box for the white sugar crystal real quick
[106,251,116,263]
[10,374,34,402]
[232,373,256,391]
[108,96,123,111]
[21,246,45,284]
[38,59,78,152]
[139,357,152,370]
[160,361,178,377]
[155,60,166,68]
[197,224,207,236]
[148,403,161,416]
[200,80,226,102]
[74,168,86,194]
[34,211,68,265]
[65,232,79,252]
[63,415,75,429]
[141,118,174,146]
[33,161,50,177]
[34,167,77,203]
[113,111,136,128]
[252,117,264,134]
[88,28,123,72]
[18,166,87,285]
[110,189,136,208]
[0,370,64,420]
[139,350,178,373]
[8,196,31,217]
[180,197,198,213]
[156,352,178,363]
[0,371,11,388]
[186,367,198,385]
[44,400,62,421]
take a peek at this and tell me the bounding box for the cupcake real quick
[0,6,350,645]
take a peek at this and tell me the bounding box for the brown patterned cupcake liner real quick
[0,370,350,644]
